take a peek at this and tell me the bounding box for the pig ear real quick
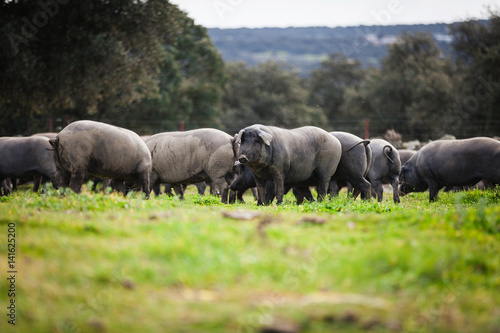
[258,130,272,146]
[235,130,244,144]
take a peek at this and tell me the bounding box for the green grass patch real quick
[0,184,499,333]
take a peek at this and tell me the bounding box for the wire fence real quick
[4,116,500,142]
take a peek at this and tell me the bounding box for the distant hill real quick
[208,23,463,76]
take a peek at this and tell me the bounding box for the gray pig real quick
[49,120,152,198]
[0,136,58,193]
[400,137,500,202]
[330,131,372,199]
[367,138,401,203]
[145,128,238,204]
[236,125,341,205]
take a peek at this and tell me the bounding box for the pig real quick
[366,138,401,203]
[49,120,152,198]
[400,137,500,202]
[228,163,258,203]
[236,125,341,205]
[329,131,372,199]
[145,128,238,204]
[0,136,58,193]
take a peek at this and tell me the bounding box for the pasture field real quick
[0,185,499,333]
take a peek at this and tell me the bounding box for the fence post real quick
[178,120,184,131]
[48,118,53,132]
[65,115,70,127]
[364,119,370,139]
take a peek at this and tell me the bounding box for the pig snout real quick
[239,155,249,164]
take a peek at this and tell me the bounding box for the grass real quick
[0,184,499,333]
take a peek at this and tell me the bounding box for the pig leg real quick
[224,174,236,203]
[264,181,276,204]
[294,186,314,204]
[214,178,229,204]
[228,190,236,204]
[254,177,267,205]
[360,179,372,200]
[196,182,207,195]
[328,181,340,197]
[112,180,127,196]
[352,178,372,200]
[270,167,285,204]
[40,175,51,193]
[251,188,258,201]
[236,190,245,203]
[292,186,314,204]
[371,179,384,202]
[221,187,229,204]
[273,180,285,204]
[101,179,112,193]
[164,184,174,196]
[427,179,442,203]
[173,184,184,200]
[91,177,101,192]
[153,183,162,196]
[11,178,18,191]
[352,187,361,199]
[346,182,354,196]
[316,177,330,202]
[150,172,161,196]
[389,176,400,204]
[292,187,304,204]
[138,171,150,200]
[32,174,42,193]
[0,178,10,196]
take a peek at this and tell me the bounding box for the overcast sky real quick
[169,0,498,29]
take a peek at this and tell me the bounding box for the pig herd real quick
[1,120,499,203]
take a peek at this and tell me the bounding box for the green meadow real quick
[0,185,499,333]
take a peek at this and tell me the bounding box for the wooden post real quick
[48,118,53,132]
[178,120,184,131]
[65,115,70,126]
[364,119,370,139]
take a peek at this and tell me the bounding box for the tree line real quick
[1,1,498,141]
[208,24,456,72]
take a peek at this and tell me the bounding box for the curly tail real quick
[383,145,394,164]
[346,139,370,152]
[364,141,372,176]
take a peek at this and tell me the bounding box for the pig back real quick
[56,120,150,176]
[146,128,235,184]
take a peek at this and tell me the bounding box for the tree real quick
[117,12,226,133]
[0,0,225,135]
[450,11,500,137]
[308,53,365,127]
[221,60,327,133]
[345,32,458,140]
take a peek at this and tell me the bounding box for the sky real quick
[169,0,498,29]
